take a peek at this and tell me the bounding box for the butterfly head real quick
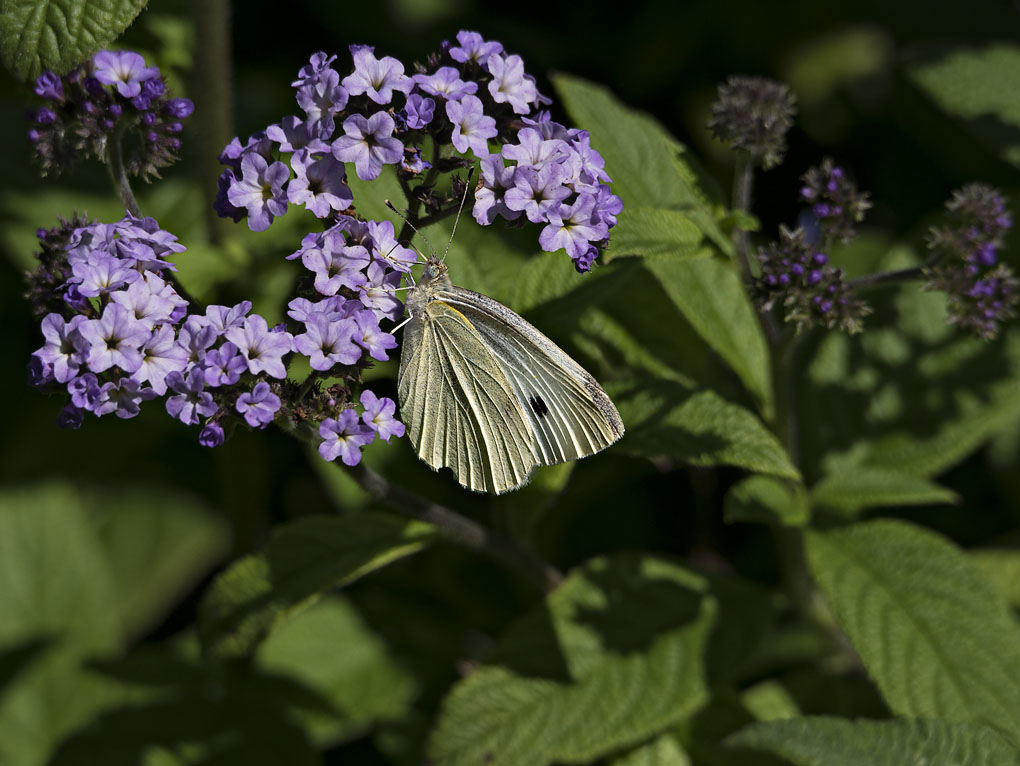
[420,256,449,286]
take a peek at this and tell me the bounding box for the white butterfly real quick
[397,254,624,494]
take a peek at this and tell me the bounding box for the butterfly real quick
[397,253,624,494]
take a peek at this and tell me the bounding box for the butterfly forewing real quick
[436,286,624,467]
[398,298,537,493]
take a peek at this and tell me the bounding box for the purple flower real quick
[204,302,252,333]
[293,52,338,85]
[202,341,247,387]
[35,314,88,383]
[366,219,417,273]
[357,262,403,321]
[341,45,412,105]
[165,368,217,425]
[288,151,354,217]
[571,131,613,186]
[27,354,52,387]
[352,309,398,361]
[95,378,157,419]
[178,317,219,367]
[295,67,349,137]
[361,390,405,442]
[401,146,431,175]
[502,128,569,169]
[68,373,102,411]
[487,54,538,114]
[236,381,281,428]
[539,195,609,260]
[57,405,84,430]
[449,30,503,67]
[403,94,435,130]
[574,245,598,273]
[293,314,361,370]
[165,98,194,119]
[266,116,316,153]
[414,67,478,101]
[593,184,624,228]
[199,421,225,447]
[302,243,370,295]
[92,50,160,98]
[318,409,374,465]
[110,273,178,327]
[446,95,497,158]
[133,325,188,394]
[72,253,139,297]
[331,112,404,181]
[79,303,151,373]
[473,153,521,225]
[224,315,294,379]
[504,164,572,223]
[34,71,64,101]
[227,153,290,232]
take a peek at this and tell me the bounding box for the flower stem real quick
[732,152,756,286]
[349,463,564,592]
[106,131,141,218]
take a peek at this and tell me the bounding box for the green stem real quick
[848,265,926,291]
[731,152,756,286]
[106,131,141,218]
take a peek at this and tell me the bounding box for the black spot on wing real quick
[529,395,549,418]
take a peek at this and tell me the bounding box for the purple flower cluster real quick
[800,159,871,245]
[213,32,620,271]
[926,184,1018,339]
[754,227,871,333]
[26,213,405,466]
[28,50,193,179]
[708,75,797,170]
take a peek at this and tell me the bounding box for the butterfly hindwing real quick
[436,286,624,467]
[398,298,537,494]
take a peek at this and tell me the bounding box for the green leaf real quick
[612,379,798,479]
[0,483,122,766]
[724,475,810,527]
[610,734,691,766]
[256,596,417,746]
[971,548,1020,609]
[809,467,958,516]
[806,520,1020,741]
[0,0,148,81]
[198,513,437,658]
[644,256,772,412]
[729,717,1020,765]
[552,74,730,253]
[86,487,230,642]
[609,207,708,260]
[428,554,717,766]
[739,681,801,722]
[907,43,1020,167]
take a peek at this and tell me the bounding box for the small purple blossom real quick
[449,31,503,67]
[133,325,188,395]
[332,112,404,181]
[473,153,521,225]
[361,390,405,442]
[68,373,102,411]
[446,95,497,158]
[236,381,282,428]
[414,67,478,101]
[202,342,247,387]
[352,309,398,362]
[502,128,569,169]
[227,153,290,232]
[302,243,370,295]
[288,151,353,217]
[34,71,64,102]
[539,195,608,260]
[79,303,150,373]
[224,315,294,379]
[57,404,84,430]
[95,378,157,419]
[293,314,361,370]
[35,314,88,383]
[318,409,374,466]
[72,253,139,297]
[92,50,160,98]
[403,94,435,130]
[504,164,572,224]
[199,421,225,447]
[487,53,538,114]
[165,368,218,425]
[341,45,413,105]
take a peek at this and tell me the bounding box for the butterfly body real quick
[398,256,624,494]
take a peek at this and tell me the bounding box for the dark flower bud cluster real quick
[925,183,1017,339]
[708,75,796,169]
[26,213,405,465]
[27,50,194,180]
[214,31,621,272]
[753,227,871,333]
[800,158,871,244]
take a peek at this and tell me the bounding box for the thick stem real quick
[106,132,141,218]
[848,265,925,291]
[731,152,756,286]
[349,463,564,592]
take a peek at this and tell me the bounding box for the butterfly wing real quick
[436,286,624,467]
[398,299,538,494]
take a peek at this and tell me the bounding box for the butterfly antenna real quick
[385,200,436,263]
[441,168,475,264]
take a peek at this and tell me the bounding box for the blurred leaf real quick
[908,43,1020,167]
[612,380,798,479]
[674,690,786,766]
[428,553,716,766]
[0,639,50,697]
[256,595,417,746]
[50,649,326,766]
[552,74,730,253]
[610,734,691,766]
[784,26,894,106]
[645,256,772,412]
[729,717,1020,765]
[806,520,1020,741]
[0,483,122,766]
[739,681,800,722]
[971,549,1020,609]
[86,487,230,642]
[809,467,958,516]
[610,207,707,260]
[724,475,810,527]
[0,0,147,81]
[198,513,437,658]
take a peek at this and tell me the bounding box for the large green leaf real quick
[809,467,958,516]
[610,207,707,260]
[611,734,691,766]
[724,475,809,527]
[806,520,1020,741]
[729,717,1020,765]
[256,596,416,746]
[907,43,1020,167]
[645,256,772,413]
[428,554,717,766]
[0,483,122,766]
[971,548,1020,610]
[552,74,729,253]
[0,0,147,81]
[198,513,437,658]
[87,488,230,642]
